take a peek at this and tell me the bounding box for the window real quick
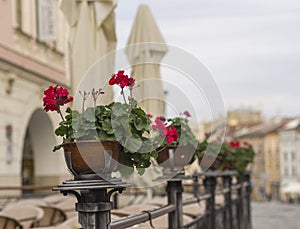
[284,152,288,161]
[285,167,289,176]
[291,152,296,161]
[37,0,57,41]
[15,0,22,28]
[292,166,297,176]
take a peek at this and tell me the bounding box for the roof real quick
[280,118,300,131]
[233,117,292,138]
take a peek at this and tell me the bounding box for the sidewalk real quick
[252,201,300,229]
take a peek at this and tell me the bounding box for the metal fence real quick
[110,171,252,229]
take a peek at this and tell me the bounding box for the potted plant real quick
[196,139,255,173]
[151,111,198,171]
[196,140,228,171]
[43,70,157,178]
[227,141,255,174]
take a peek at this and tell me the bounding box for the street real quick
[252,202,300,229]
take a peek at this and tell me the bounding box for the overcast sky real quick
[115,0,300,120]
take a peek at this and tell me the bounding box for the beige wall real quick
[0,0,71,195]
[264,133,280,198]
[236,136,265,200]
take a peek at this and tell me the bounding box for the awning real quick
[281,182,300,193]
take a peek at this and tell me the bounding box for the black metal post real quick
[204,175,217,229]
[244,173,252,229]
[53,178,128,229]
[223,175,233,229]
[166,179,183,229]
[192,176,200,197]
[237,176,244,229]
[113,193,118,209]
[76,189,113,229]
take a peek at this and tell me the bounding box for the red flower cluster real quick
[229,141,240,148]
[164,126,179,144]
[151,118,166,130]
[109,70,135,88]
[43,85,73,112]
[151,117,179,144]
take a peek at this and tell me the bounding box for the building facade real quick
[0,0,70,194]
[279,119,300,199]
[264,132,281,200]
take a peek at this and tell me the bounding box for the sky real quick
[114,0,300,120]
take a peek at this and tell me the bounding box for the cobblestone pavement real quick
[252,201,300,229]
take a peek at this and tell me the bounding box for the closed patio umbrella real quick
[60,0,117,104]
[125,4,168,117]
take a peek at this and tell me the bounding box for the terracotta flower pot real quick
[62,140,120,177]
[156,145,195,170]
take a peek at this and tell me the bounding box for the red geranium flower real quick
[164,126,179,144]
[43,85,73,112]
[109,70,135,89]
[229,141,240,148]
[128,77,135,87]
[151,118,166,130]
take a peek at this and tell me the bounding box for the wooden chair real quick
[0,214,23,229]
[1,205,44,229]
[31,206,67,227]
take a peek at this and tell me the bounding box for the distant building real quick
[279,119,300,199]
[0,0,69,195]
[233,118,290,200]
[200,108,263,140]
[227,109,262,127]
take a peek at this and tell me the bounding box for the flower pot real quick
[62,140,120,178]
[198,155,222,171]
[156,145,195,171]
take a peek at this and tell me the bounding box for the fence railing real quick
[111,171,252,229]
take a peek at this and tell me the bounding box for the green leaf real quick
[55,126,69,136]
[125,136,142,153]
[134,117,148,131]
[83,107,96,122]
[129,98,137,108]
[137,167,145,175]
[66,107,71,113]
[111,102,129,117]
[53,144,62,152]
[102,118,112,131]
[73,129,86,139]
[119,166,134,177]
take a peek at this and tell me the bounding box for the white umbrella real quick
[282,182,300,194]
[125,4,168,117]
[60,0,117,104]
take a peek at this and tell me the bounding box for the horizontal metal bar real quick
[183,213,208,228]
[231,183,243,190]
[194,170,238,178]
[111,204,176,229]
[182,193,211,206]
[0,185,54,191]
[215,187,230,195]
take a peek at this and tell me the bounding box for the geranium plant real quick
[227,141,255,174]
[43,70,156,175]
[151,116,179,147]
[166,111,198,148]
[150,112,199,166]
[196,139,255,174]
